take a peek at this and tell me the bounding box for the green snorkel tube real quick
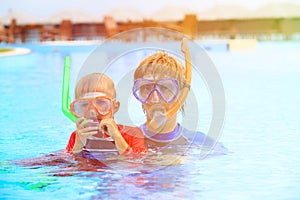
[62,56,77,122]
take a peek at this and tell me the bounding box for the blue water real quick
[0,41,300,199]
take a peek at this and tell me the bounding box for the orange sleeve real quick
[118,125,147,153]
[66,131,76,153]
[131,128,147,153]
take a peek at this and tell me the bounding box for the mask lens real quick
[156,79,179,102]
[93,98,111,115]
[133,78,179,103]
[133,79,154,102]
[72,99,90,117]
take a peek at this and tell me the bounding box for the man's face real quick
[139,74,180,120]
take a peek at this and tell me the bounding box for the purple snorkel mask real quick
[133,78,180,103]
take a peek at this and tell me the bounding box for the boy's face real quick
[75,91,120,121]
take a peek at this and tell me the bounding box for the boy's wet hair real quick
[75,73,116,99]
[134,51,186,88]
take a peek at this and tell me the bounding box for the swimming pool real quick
[0,41,300,199]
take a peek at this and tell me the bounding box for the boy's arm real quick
[71,132,86,153]
[112,131,130,154]
[67,117,99,153]
[99,118,129,154]
[66,131,87,153]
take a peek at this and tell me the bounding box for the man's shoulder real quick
[181,126,207,143]
[181,126,228,154]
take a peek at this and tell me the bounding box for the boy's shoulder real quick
[117,124,143,137]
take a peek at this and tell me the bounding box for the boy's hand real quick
[99,118,120,140]
[99,118,130,154]
[75,117,99,147]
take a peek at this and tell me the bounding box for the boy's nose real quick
[86,108,98,119]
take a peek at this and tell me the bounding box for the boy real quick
[66,73,146,155]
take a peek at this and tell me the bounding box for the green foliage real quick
[0,48,13,53]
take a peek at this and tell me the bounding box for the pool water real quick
[0,41,300,199]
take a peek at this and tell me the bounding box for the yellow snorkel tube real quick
[62,56,77,122]
[166,38,192,118]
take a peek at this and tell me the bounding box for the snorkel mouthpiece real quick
[148,106,167,131]
[151,110,167,128]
